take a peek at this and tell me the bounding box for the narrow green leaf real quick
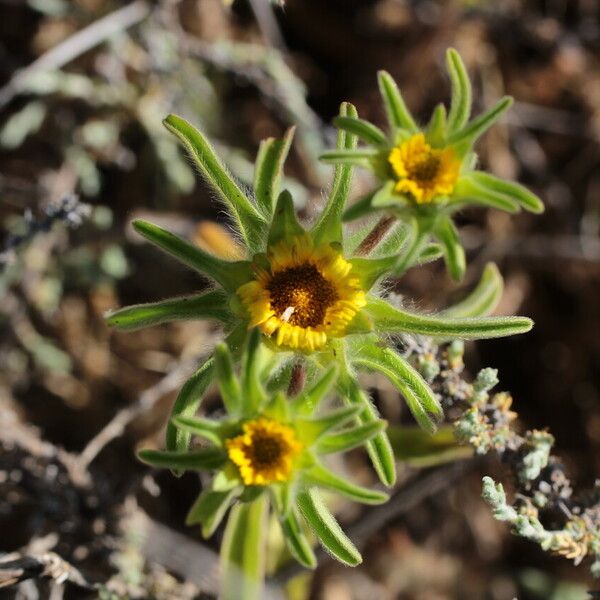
[447,96,513,146]
[278,508,317,569]
[163,114,267,251]
[377,70,418,132]
[387,425,472,467]
[166,357,214,456]
[316,420,387,455]
[351,343,441,433]
[297,489,362,566]
[366,296,533,339]
[305,462,389,505]
[468,171,544,214]
[214,343,242,415]
[332,116,388,147]
[105,290,233,330]
[221,494,268,600]
[416,243,444,265]
[319,148,380,165]
[186,487,241,537]
[338,374,396,486]
[296,406,362,444]
[138,447,226,471]
[292,364,338,416]
[426,103,447,145]
[133,219,251,292]
[267,190,305,247]
[434,215,466,281]
[446,49,472,132]
[349,255,396,290]
[451,176,520,212]
[442,262,503,318]
[312,102,358,245]
[253,127,295,217]
[172,415,225,446]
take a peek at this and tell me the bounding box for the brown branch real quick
[355,215,396,256]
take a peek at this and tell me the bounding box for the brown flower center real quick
[267,263,338,328]
[248,435,285,467]
[410,154,441,182]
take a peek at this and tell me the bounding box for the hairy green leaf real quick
[163,114,267,251]
[377,70,418,133]
[253,127,294,217]
[138,447,226,471]
[434,215,466,281]
[442,262,503,318]
[333,116,388,147]
[278,508,317,569]
[366,296,533,338]
[297,489,362,566]
[133,219,251,292]
[186,488,241,537]
[316,420,387,455]
[468,171,544,214]
[447,96,513,146]
[446,49,472,132]
[105,290,233,330]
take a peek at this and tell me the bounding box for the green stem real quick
[220,494,269,600]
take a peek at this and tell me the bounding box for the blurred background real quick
[0,0,599,598]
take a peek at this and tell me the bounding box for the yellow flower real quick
[388,133,460,204]
[236,235,366,351]
[225,417,304,485]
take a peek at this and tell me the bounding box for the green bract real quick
[106,104,533,489]
[320,48,544,281]
[138,330,388,582]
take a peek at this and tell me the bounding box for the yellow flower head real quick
[388,133,460,204]
[236,235,366,351]
[225,417,304,486]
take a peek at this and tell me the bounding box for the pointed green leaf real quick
[214,342,242,415]
[442,262,503,318]
[132,219,251,292]
[163,114,267,251]
[451,176,520,213]
[319,148,380,165]
[371,221,409,257]
[426,103,447,145]
[446,49,472,132]
[468,171,544,213]
[138,447,226,471]
[316,420,387,455]
[105,290,233,330]
[447,96,513,146]
[312,102,358,245]
[366,296,533,339]
[305,462,388,505]
[338,374,396,486]
[220,494,268,600]
[253,127,295,217]
[166,358,215,457]
[172,415,226,446]
[349,256,395,290]
[416,243,444,265]
[186,487,241,537]
[297,489,361,566]
[387,424,472,467]
[434,215,466,281]
[296,406,362,444]
[278,508,317,569]
[292,364,338,416]
[267,190,305,247]
[332,116,388,147]
[351,343,441,433]
[377,70,418,133]
[371,180,404,209]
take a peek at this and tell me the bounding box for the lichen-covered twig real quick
[407,338,600,578]
[0,194,90,265]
